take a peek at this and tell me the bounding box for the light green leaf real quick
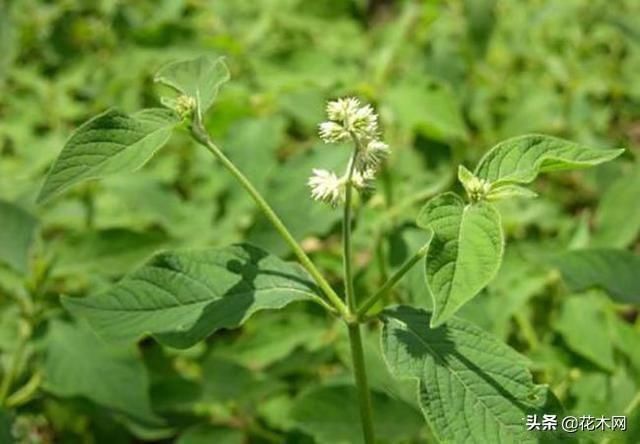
[592,163,640,248]
[154,55,230,115]
[291,384,424,444]
[37,108,179,203]
[486,184,538,201]
[381,305,563,444]
[551,249,640,304]
[474,134,624,186]
[62,244,320,348]
[43,320,161,425]
[416,192,503,327]
[0,200,38,274]
[555,292,615,371]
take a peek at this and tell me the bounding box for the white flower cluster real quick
[309,98,390,206]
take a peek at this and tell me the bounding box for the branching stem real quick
[357,240,430,318]
[191,121,350,318]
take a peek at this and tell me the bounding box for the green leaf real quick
[291,384,424,444]
[384,78,467,142]
[381,305,563,444]
[62,244,320,348]
[154,55,230,115]
[177,425,243,444]
[554,292,615,371]
[592,163,640,248]
[43,320,161,425]
[474,134,624,186]
[37,108,179,203]
[0,200,38,274]
[551,249,640,304]
[486,184,538,201]
[416,192,503,327]
[54,228,169,278]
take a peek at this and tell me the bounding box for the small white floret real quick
[308,169,343,206]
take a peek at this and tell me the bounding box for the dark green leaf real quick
[37,108,179,202]
[62,244,320,348]
[381,305,563,444]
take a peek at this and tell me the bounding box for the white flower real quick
[356,139,390,171]
[308,169,343,206]
[319,121,349,143]
[349,104,378,140]
[351,168,375,192]
[326,97,361,122]
[320,97,379,143]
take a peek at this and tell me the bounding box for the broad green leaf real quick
[154,56,230,115]
[62,244,320,348]
[551,249,640,304]
[37,108,179,203]
[291,384,424,444]
[177,425,243,444]
[381,305,563,444]
[416,192,503,327]
[555,292,615,371]
[474,134,624,185]
[0,200,38,274]
[592,163,640,248]
[43,320,161,425]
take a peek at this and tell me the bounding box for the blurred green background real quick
[0,0,639,443]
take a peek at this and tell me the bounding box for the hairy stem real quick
[357,240,430,317]
[342,140,375,443]
[191,121,349,318]
[343,149,358,312]
[348,323,376,444]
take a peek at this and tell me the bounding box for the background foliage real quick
[0,0,639,442]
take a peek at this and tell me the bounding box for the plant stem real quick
[341,141,375,443]
[343,149,358,312]
[357,240,430,317]
[191,122,350,318]
[347,323,376,444]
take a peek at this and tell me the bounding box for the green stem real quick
[343,149,358,312]
[357,241,429,317]
[347,323,376,444]
[191,122,349,318]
